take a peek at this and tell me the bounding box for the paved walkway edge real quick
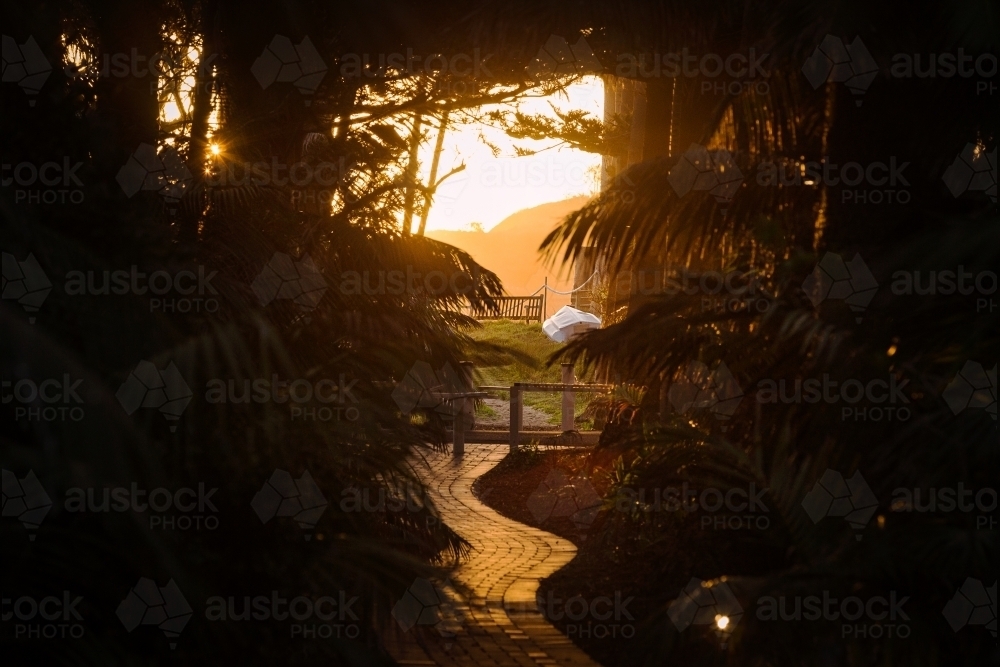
[385,445,603,667]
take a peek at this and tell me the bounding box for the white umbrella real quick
[542,305,602,343]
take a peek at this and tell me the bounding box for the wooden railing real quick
[440,363,611,455]
[469,295,544,323]
[507,382,612,452]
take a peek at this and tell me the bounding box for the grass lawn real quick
[463,319,598,426]
[475,403,498,419]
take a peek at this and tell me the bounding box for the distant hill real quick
[426,196,590,315]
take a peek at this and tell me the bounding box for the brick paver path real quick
[385,444,603,667]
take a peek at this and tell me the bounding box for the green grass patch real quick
[475,402,498,419]
[464,320,597,425]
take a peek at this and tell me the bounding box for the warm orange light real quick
[210,143,221,156]
[417,76,604,233]
[715,615,730,630]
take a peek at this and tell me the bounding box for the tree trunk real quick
[89,1,163,181]
[417,111,450,236]
[181,0,221,242]
[401,113,423,235]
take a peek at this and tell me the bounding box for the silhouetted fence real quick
[470,295,544,323]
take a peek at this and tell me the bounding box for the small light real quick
[210,143,221,156]
[715,615,730,630]
[877,515,886,529]
[887,344,897,356]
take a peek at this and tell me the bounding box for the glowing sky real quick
[418,76,604,232]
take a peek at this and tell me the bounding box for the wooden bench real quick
[469,295,544,323]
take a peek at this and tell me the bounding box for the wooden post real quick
[561,363,575,432]
[509,384,522,452]
[459,361,475,389]
[453,396,466,456]
[459,360,475,447]
[542,276,548,322]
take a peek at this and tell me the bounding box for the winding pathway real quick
[386,444,602,667]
